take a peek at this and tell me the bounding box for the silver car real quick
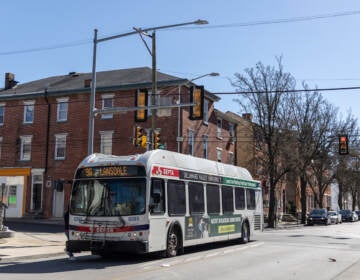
[328,211,342,224]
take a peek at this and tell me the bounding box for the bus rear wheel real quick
[166,229,179,257]
[240,222,250,244]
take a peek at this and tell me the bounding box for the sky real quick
[1,1,360,122]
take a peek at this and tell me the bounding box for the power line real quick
[180,10,360,30]
[215,85,360,95]
[1,10,359,56]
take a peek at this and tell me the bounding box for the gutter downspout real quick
[44,89,51,173]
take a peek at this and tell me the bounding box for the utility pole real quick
[87,20,208,155]
[151,31,157,150]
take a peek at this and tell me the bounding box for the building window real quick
[203,99,209,124]
[23,101,35,124]
[100,131,113,155]
[57,97,69,122]
[20,135,32,161]
[102,94,114,119]
[217,118,222,139]
[0,103,5,125]
[55,133,67,160]
[228,152,234,165]
[188,129,194,156]
[0,137,2,159]
[217,148,222,162]
[202,135,208,159]
[157,96,172,117]
[229,123,235,143]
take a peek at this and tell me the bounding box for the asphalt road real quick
[1,221,360,280]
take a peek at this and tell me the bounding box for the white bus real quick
[67,150,263,257]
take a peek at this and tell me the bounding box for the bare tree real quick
[333,113,360,210]
[232,57,295,228]
[289,88,338,222]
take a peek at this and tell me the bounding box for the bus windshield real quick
[70,178,146,216]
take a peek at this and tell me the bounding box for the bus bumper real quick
[66,240,148,254]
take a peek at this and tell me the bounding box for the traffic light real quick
[339,134,349,155]
[189,85,204,120]
[154,131,161,149]
[140,135,147,149]
[135,89,148,122]
[134,126,143,147]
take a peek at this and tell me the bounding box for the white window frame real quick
[102,94,114,119]
[20,135,32,161]
[202,135,208,159]
[23,100,35,124]
[100,131,114,155]
[217,118,222,139]
[228,152,234,165]
[203,99,209,124]
[216,147,222,163]
[55,133,67,160]
[0,103,5,126]
[188,129,195,156]
[56,97,69,122]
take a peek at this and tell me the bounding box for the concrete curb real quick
[0,252,67,263]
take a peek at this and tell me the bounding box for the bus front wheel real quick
[240,222,250,244]
[166,229,179,257]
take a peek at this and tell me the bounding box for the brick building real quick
[0,67,236,218]
[225,111,332,218]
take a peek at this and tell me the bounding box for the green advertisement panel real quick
[185,214,243,240]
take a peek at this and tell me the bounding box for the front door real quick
[53,187,64,217]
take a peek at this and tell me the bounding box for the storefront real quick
[0,168,30,218]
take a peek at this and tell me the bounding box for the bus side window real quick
[167,180,186,216]
[206,184,220,215]
[235,187,245,210]
[150,178,165,214]
[189,182,204,214]
[222,185,234,214]
[246,189,256,210]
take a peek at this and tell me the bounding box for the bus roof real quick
[78,150,256,184]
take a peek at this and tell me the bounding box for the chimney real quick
[84,78,92,88]
[5,72,16,90]
[242,113,253,122]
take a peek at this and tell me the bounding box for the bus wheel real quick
[240,222,250,244]
[166,229,179,257]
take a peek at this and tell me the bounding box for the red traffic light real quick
[338,134,349,155]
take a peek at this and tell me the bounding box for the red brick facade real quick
[0,70,235,218]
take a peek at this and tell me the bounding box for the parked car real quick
[339,209,357,222]
[353,211,359,221]
[328,210,342,224]
[355,210,360,220]
[307,208,331,225]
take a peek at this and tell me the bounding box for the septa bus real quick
[66,150,263,257]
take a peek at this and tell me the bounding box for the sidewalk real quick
[0,218,68,262]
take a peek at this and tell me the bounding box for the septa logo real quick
[151,166,179,177]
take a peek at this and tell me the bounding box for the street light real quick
[177,72,220,152]
[87,19,208,155]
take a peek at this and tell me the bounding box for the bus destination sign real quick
[76,166,145,178]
